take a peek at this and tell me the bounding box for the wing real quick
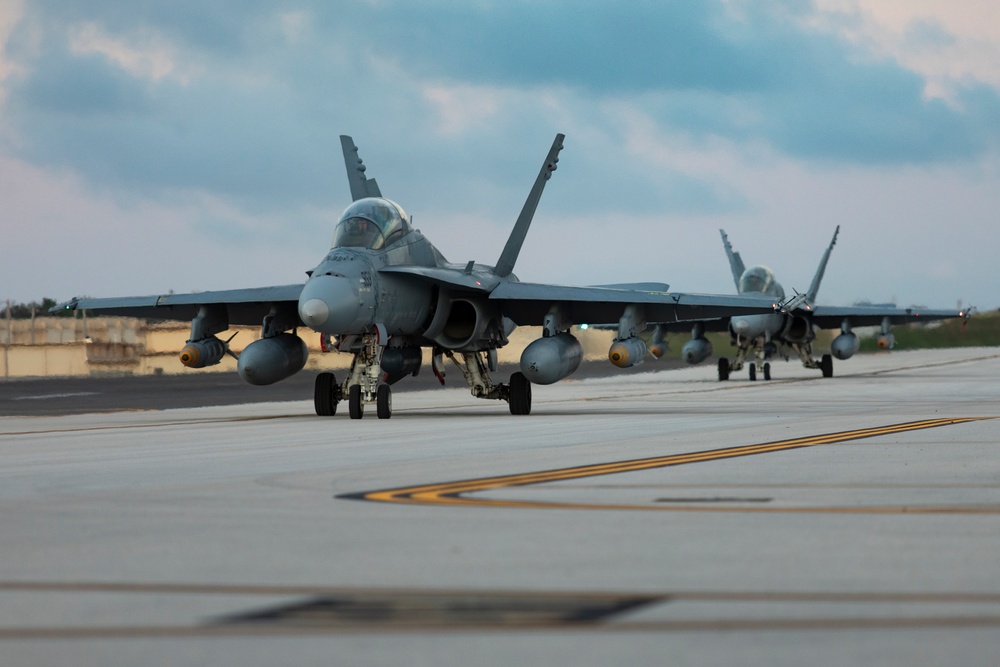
[53,285,304,326]
[380,266,675,297]
[590,317,731,334]
[379,265,500,292]
[806,304,967,329]
[489,282,777,326]
[591,282,670,291]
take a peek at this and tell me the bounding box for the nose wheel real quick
[349,384,364,419]
[376,384,392,419]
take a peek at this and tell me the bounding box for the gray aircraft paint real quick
[55,134,784,417]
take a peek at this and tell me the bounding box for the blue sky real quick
[2,0,998,311]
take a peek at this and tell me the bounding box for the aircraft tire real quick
[749,364,756,381]
[763,363,771,381]
[349,384,364,419]
[509,372,532,415]
[376,384,392,419]
[314,372,338,416]
[821,354,834,378]
[718,358,730,382]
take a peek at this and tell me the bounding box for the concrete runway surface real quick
[2,347,999,666]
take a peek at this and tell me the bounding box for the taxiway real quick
[2,348,999,665]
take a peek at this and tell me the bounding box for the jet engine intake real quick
[877,333,895,350]
[609,336,647,368]
[381,347,422,385]
[831,332,860,360]
[423,294,495,351]
[237,333,309,385]
[681,337,713,365]
[520,332,583,385]
[781,314,813,344]
[179,336,227,369]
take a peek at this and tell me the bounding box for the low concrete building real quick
[1,317,616,379]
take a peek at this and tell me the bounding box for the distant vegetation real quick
[857,309,1000,351]
[647,309,999,360]
[0,298,74,319]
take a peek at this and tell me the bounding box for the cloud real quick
[4,1,996,210]
[1,0,999,309]
[810,1,1000,99]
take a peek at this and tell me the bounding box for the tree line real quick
[1,298,76,319]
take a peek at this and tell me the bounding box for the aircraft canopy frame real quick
[332,198,411,250]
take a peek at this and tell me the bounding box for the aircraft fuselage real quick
[299,245,435,337]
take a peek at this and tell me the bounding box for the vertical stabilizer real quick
[340,135,382,201]
[720,229,745,291]
[806,225,840,304]
[494,134,565,278]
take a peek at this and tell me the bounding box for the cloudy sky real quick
[2,1,998,311]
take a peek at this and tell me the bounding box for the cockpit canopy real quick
[739,265,784,298]
[332,198,411,250]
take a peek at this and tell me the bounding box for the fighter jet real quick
[55,134,781,418]
[673,227,967,381]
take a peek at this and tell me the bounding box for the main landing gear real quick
[314,372,341,416]
[444,348,532,416]
[792,344,834,379]
[508,371,531,416]
[313,343,532,419]
[720,343,834,381]
[820,354,833,378]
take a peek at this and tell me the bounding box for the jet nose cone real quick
[299,298,329,328]
[298,275,360,333]
[732,318,750,335]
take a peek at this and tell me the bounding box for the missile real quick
[179,336,228,368]
[877,333,895,350]
[648,325,667,359]
[609,336,647,368]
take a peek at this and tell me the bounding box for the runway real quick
[2,347,1000,665]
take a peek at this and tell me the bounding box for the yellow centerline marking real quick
[345,418,996,513]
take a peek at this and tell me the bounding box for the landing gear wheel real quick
[376,384,392,420]
[349,384,364,419]
[748,364,757,381]
[763,363,771,381]
[314,372,338,416]
[717,358,730,382]
[509,372,532,415]
[820,354,834,378]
